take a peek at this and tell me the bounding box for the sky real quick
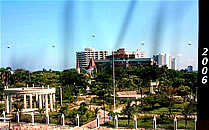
[0,0,198,71]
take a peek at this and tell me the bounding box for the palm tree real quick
[0,68,6,83]
[85,111,90,122]
[94,108,99,118]
[181,101,195,129]
[167,98,176,117]
[14,103,23,112]
[0,67,13,86]
[121,99,136,126]
[54,101,60,112]
[108,111,119,121]
[59,105,68,116]
[78,102,88,116]
[37,108,45,118]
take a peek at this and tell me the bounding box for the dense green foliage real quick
[0,65,197,129]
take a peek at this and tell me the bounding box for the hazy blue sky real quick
[1,0,198,71]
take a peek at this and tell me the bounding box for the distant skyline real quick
[1,0,198,71]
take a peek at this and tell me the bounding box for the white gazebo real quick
[3,85,56,114]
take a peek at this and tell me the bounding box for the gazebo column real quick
[42,95,45,107]
[5,95,9,113]
[53,93,56,105]
[30,94,33,109]
[24,94,27,109]
[35,94,38,108]
[9,95,12,113]
[39,94,42,109]
[45,94,48,114]
[36,94,38,102]
[50,93,53,112]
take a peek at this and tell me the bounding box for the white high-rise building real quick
[153,53,177,69]
[169,56,173,69]
[76,47,109,69]
[158,53,164,66]
[126,49,146,58]
[164,54,170,69]
[171,57,177,70]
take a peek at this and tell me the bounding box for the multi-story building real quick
[169,56,173,69]
[158,53,164,66]
[153,53,177,70]
[76,47,109,69]
[187,65,193,72]
[95,48,152,68]
[171,57,177,70]
[126,49,146,58]
[153,55,158,64]
[113,48,146,58]
[164,54,170,69]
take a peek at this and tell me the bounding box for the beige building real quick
[76,47,109,69]
[126,49,146,58]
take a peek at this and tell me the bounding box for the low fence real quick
[1,111,197,130]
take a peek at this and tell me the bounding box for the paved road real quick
[0,122,72,130]
[81,109,110,129]
[81,104,126,129]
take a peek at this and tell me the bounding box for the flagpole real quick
[113,50,116,111]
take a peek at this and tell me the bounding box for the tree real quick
[0,67,14,86]
[60,69,89,96]
[94,108,99,118]
[177,85,191,102]
[68,109,79,125]
[155,92,170,107]
[105,96,114,110]
[144,94,156,109]
[120,99,136,126]
[181,101,196,129]
[0,68,6,84]
[90,71,113,99]
[108,111,119,121]
[78,102,88,116]
[84,110,91,122]
[13,69,29,85]
[62,85,75,102]
[167,98,176,117]
[0,84,4,100]
[0,104,4,113]
[59,105,68,116]
[54,101,60,112]
[37,108,45,118]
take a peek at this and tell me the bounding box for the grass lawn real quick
[142,102,196,115]
[102,116,195,130]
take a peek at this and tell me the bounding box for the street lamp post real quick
[60,86,63,107]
